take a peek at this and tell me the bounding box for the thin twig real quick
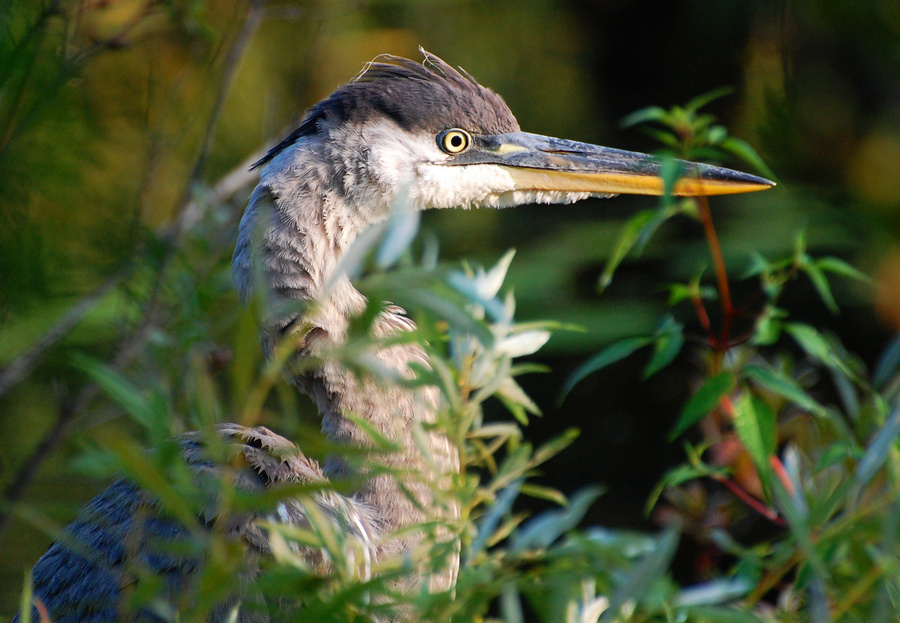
[696,195,734,356]
[0,267,128,398]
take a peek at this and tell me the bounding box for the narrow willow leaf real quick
[71,353,160,430]
[646,462,720,515]
[720,135,777,180]
[659,157,683,201]
[497,376,542,417]
[816,256,872,284]
[510,486,602,553]
[603,523,680,621]
[682,605,765,623]
[620,105,670,128]
[854,405,900,491]
[497,330,551,358]
[751,306,785,346]
[784,323,857,380]
[873,336,900,388]
[468,481,522,565]
[519,483,568,506]
[675,577,755,607]
[732,393,777,475]
[802,260,839,313]
[685,86,734,114]
[644,317,685,379]
[500,585,525,623]
[531,428,580,466]
[598,209,657,291]
[18,571,33,623]
[376,195,420,268]
[670,372,736,440]
[743,365,826,417]
[560,336,652,400]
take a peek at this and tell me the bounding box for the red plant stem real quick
[691,293,715,346]
[712,473,786,526]
[696,196,734,352]
[770,455,796,497]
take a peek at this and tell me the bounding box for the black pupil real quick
[450,134,463,148]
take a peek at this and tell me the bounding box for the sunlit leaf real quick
[670,372,736,440]
[497,330,551,358]
[750,306,786,346]
[732,393,777,475]
[675,576,755,607]
[519,483,568,506]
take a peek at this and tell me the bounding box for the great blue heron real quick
[16,51,773,622]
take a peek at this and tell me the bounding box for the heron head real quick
[255,50,773,215]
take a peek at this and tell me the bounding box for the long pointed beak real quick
[452,132,775,196]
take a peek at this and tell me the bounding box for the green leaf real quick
[783,322,858,380]
[732,393,777,475]
[670,372,736,440]
[816,256,872,284]
[599,201,685,291]
[873,336,900,388]
[468,481,522,565]
[801,259,839,313]
[720,135,777,181]
[685,86,734,114]
[644,316,685,378]
[71,352,165,432]
[18,570,33,623]
[519,483,568,506]
[510,486,602,553]
[854,405,900,491]
[743,364,826,416]
[646,461,720,515]
[751,305,785,346]
[682,605,765,623]
[560,336,652,400]
[598,209,656,291]
[620,105,670,128]
[659,157,684,201]
[675,577,755,607]
[602,523,680,621]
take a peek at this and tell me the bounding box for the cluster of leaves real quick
[567,92,900,622]
[5,1,899,620]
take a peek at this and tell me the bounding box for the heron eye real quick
[439,129,471,154]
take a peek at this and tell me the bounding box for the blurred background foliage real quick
[1,0,900,616]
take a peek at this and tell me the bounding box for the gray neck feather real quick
[232,132,457,573]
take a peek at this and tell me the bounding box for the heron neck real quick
[233,152,456,537]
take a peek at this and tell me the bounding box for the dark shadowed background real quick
[1,0,899,614]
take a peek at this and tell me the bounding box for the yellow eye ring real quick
[438,129,471,154]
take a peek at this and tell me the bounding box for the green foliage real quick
[570,92,900,622]
[3,3,898,622]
